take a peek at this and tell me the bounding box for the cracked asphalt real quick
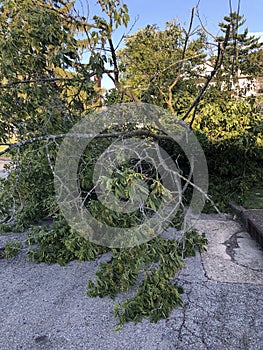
[0,215,263,350]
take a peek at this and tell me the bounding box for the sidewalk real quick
[0,214,262,350]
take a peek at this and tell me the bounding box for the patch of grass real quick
[242,185,263,209]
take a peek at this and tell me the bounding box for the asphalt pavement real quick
[0,214,262,350]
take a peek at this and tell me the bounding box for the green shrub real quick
[194,98,263,211]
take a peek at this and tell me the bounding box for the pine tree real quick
[217,12,262,93]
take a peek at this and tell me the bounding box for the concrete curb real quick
[230,202,263,249]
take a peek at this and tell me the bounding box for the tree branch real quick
[0,77,84,89]
[181,24,230,125]
[0,130,176,157]
[167,7,196,114]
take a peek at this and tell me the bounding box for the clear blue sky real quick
[122,0,262,34]
[86,0,263,38]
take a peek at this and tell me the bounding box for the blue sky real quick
[122,0,262,33]
[87,0,263,37]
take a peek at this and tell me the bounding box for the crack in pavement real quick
[224,231,240,260]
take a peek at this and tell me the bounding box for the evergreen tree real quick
[217,12,262,93]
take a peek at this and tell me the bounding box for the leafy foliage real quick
[0,0,92,139]
[4,240,23,258]
[88,230,207,326]
[118,21,206,112]
[194,98,263,210]
[26,217,108,265]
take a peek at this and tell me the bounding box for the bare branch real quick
[108,38,119,84]
[166,7,196,114]
[115,16,139,51]
[160,53,205,75]
[0,130,176,157]
[196,8,218,42]
[181,24,230,125]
